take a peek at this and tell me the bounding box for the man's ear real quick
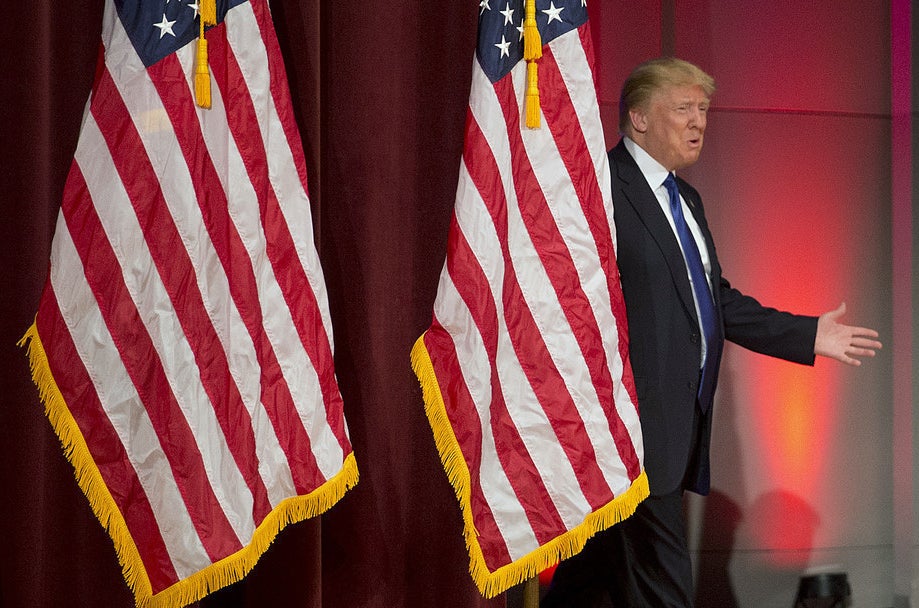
[629,107,648,134]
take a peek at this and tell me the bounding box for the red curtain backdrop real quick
[0,1,504,606]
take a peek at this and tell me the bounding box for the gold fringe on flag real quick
[411,334,649,598]
[20,322,359,608]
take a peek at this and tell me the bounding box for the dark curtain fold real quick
[0,1,504,606]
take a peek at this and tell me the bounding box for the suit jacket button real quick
[690,333,699,344]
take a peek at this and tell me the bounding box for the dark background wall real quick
[0,1,907,607]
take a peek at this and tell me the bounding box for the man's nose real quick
[688,108,705,128]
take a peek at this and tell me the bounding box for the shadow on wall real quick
[746,490,820,567]
[695,489,821,608]
[693,357,744,608]
[694,489,743,608]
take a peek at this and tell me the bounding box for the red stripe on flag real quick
[60,163,242,561]
[423,317,515,570]
[241,3,353,456]
[510,51,641,479]
[91,62,276,523]
[447,214,574,537]
[449,156,570,540]
[146,52,327,498]
[576,27,638,414]
[578,25,601,96]
[147,54,279,522]
[468,90,616,509]
[36,287,180,593]
[249,0,310,196]
[206,22,351,456]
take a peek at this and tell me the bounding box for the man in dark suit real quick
[541,57,881,607]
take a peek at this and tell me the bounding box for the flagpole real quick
[523,576,540,608]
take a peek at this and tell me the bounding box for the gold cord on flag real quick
[525,62,540,129]
[195,0,217,109]
[523,0,542,60]
[523,0,541,128]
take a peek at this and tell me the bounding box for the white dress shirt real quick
[623,136,714,365]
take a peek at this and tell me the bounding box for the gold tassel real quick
[523,0,542,60]
[525,60,540,129]
[194,15,211,109]
[200,0,217,26]
[523,0,541,129]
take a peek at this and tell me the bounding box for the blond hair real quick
[619,57,716,133]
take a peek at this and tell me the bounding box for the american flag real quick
[20,1,357,606]
[411,0,647,596]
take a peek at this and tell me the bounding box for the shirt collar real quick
[623,136,672,192]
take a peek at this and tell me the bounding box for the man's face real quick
[630,83,709,171]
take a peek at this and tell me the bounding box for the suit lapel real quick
[610,141,699,328]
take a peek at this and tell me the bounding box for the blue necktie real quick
[663,173,717,411]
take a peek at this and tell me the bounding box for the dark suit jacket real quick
[609,139,818,496]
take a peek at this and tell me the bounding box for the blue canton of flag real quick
[114,0,246,67]
[477,0,588,82]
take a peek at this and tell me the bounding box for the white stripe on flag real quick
[547,36,644,468]
[510,58,640,492]
[454,156,594,532]
[432,269,539,560]
[49,215,212,579]
[74,112,256,544]
[200,5,345,481]
[225,3,336,347]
